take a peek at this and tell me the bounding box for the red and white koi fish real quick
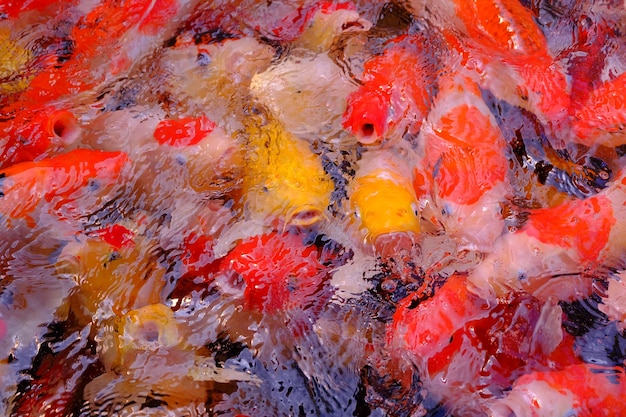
[467,168,626,302]
[489,363,626,417]
[0,148,128,228]
[390,274,578,416]
[20,0,200,104]
[571,72,626,148]
[342,33,440,144]
[417,71,510,251]
[0,106,80,169]
[434,0,571,127]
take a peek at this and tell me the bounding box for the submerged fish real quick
[220,231,330,314]
[342,34,440,144]
[348,150,420,248]
[0,106,81,169]
[240,104,333,228]
[490,363,626,417]
[0,149,128,227]
[390,274,576,416]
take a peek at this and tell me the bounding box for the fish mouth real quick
[286,205,326,227]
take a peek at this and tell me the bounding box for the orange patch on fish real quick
[427,104,507,205]
[0,107,80,169]
[154,116,216,147]
[571,73,626,147]
[524,195,615,263]
[0,149,128,226]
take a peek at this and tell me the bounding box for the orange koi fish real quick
[490,363,626,417]
[390,274,578,415]
[0,149,128,227]
[0,107,80,169]
[342,34,440,144]
[220,231,331,314]
[21,0,182,103]
[417,72,510,250]
[443,0,570,124]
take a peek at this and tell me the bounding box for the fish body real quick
[466,168,626,301]
[417,72,509,251]
[220,232,330,314]
[0,149,128,227]
[571,72,626,147]
[57,231,165,326]
[343,34,440,144]
[391,274,576,415]
[440,0,571,125]
[241,105,333,227]
[0,107,80,169]
[21,0,186,103]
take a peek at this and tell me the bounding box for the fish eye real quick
[197,52,211,66]
[87,179,101,191]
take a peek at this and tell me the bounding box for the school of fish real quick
[1,0,626,416]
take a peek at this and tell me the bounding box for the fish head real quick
[350,168,421,245]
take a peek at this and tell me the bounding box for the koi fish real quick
[153,114,243,196]
[439,0,571,125]
[220,231,330,314]
[466,168,626,301]
[103,303,181,370]
[390,274,577,415]
[0,107,81,169]
[571,72,626,148]
[265,1,371,51]
[481,88,612,203]
[489,363,626,417]
[240,104,333,228]
[56,229,165,327]
[158,35,274,127]
[417,72,510,250]
[0,149,128,228]
[9,338,98,417]
[342,34,440,144]
[250,52,359,139]
[348,149,420,249]
[21,0,186,103]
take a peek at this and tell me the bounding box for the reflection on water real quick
[2,0,626,416]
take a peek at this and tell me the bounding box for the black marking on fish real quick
[481,87,611,198]
[0,172,4,198]
[194,28,239,45]
[206,333,247,367]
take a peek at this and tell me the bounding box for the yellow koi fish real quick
[349,151,420,246]
[241,104,333,227]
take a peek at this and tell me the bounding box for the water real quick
[2,0,626,416]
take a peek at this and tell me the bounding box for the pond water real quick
[1,0,626,416]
